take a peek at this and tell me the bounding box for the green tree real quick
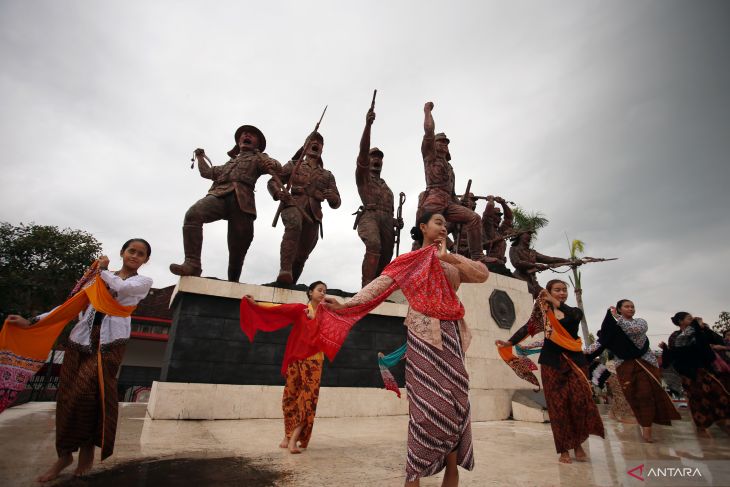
[0,222,102,321]
[713,311,730,336]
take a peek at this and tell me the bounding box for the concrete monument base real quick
[153,271,540,422]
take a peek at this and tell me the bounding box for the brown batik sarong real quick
[607,374,634,421]
[541,356,605,453]
[282,354,324,448]
[616,359,680,427]
[405,320,474,482]
[56,322,125,461]
[683,368,730,429]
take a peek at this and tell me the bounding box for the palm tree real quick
[512,207,549,243]
[566,236,592,344]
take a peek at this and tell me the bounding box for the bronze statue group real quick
[1,98,729,486]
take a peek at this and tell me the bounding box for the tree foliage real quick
[0,222,102,320]
[713,311,730,336]
[512,207,549,242]
[567,236,586,290]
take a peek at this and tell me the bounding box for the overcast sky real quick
[1,0,728,342]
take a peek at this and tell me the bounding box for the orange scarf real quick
[497,293,584,390]
[1,277,136,362]
[546,309,583,352]
[0,278,136,416]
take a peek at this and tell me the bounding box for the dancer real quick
[585,300,680,442]
[240,281,328,453]
[2,239,153,481]
[660,312,730,436]
[320,212,488,487]
[496,280,604,464]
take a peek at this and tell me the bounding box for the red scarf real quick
[240,301,320,376]
[317,245,464,360]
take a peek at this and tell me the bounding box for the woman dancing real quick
[585,300,680,442]
[3,238,153,481]
[240,281,328,453]
[320,212,488,487]
[496,280,604,464]
[660,312,729,436]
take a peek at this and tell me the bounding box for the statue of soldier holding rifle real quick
[353,91,404,286]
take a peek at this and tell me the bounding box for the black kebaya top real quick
[509,302,586,369]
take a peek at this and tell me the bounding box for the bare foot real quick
[574,446,588,462]
[558,452,572,464]
[279,436,289,448]
[641,427,654,443]
[287,423,304,454]
[73,445,94,477]
[37,454,73,482]
[696,427,713,438]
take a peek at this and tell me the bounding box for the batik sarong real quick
[56,316,126,460]
[682,368,730,429]
[616,358,680,427]
[607,374,634,421]
[282,354,324,448]
[405,320,473,481]
[541,356,605,453]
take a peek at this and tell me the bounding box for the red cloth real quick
[317,245,465,360]
[239,301,320,376]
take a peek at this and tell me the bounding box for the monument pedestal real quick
[148,273,538,421]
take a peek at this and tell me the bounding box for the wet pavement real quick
[53,457,287,487]
[0,402,728,486]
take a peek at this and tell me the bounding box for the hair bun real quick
[410,225,422,242]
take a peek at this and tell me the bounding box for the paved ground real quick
[1,402,728,486]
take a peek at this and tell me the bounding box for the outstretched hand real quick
[5,315,32,328]
[243,294,257,306]
[322,296,344,311]
[98,255,110,270]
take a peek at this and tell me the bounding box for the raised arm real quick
[483,196,496,240]
[356,110,375,185]
[100,271,153,299]
[498,197,513,231]
[448,253,489,283]
[194,148,218,180]
[421,102,435,158]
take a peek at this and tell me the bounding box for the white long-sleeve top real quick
[37,271,153,352]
